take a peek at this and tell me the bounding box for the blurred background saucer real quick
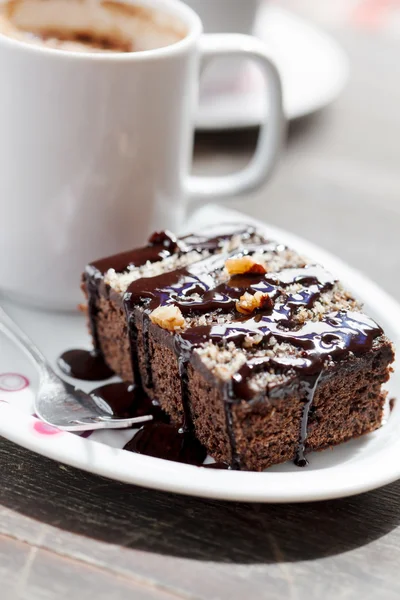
[196,3,349,130]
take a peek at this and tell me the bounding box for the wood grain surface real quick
[1,16,400,600]
[2,439,400,600]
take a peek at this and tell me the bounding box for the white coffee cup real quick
[0,0,284,310]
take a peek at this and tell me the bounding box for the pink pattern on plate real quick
[0,373,29,392]
[33,420,61,436]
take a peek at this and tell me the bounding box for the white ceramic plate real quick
[0,206,398,503]
[196,5,349,130]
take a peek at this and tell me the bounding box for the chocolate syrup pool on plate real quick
[57,349,114,381]
[124,422,207,466]
[91,383,207,465]
[90,382,167,422]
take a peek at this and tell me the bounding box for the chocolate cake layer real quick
[81,224,394,471]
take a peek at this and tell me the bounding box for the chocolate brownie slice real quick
[82,224,394,471]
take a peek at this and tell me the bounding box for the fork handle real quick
[0,305,49,372]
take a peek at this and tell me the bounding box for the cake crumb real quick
[243,333,263,348]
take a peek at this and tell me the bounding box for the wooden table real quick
[1,13,400,600]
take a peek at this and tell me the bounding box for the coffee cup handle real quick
[187,33,285,200]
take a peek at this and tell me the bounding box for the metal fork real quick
[0,306,152,431]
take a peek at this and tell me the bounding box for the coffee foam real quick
[0,0,187,52]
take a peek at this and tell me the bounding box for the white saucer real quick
[196,5,349,129]
[0,206,398,503]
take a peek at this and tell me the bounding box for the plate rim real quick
[0,212,398,503]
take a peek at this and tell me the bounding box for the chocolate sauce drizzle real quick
[77,225,383,469]
[293,372,323,467]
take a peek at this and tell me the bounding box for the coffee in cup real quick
[0,0,186,52]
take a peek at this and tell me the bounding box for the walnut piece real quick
[150,305,185,331]
[236,291,272,315]
[225,256,266,275]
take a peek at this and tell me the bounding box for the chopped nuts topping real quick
[225,256,266,275]
[236,291,272,315]
[150,305,185,331]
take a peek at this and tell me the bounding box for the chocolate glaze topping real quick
[88,230,180,277]
[71,225,384,469]
[88,225,255,277]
